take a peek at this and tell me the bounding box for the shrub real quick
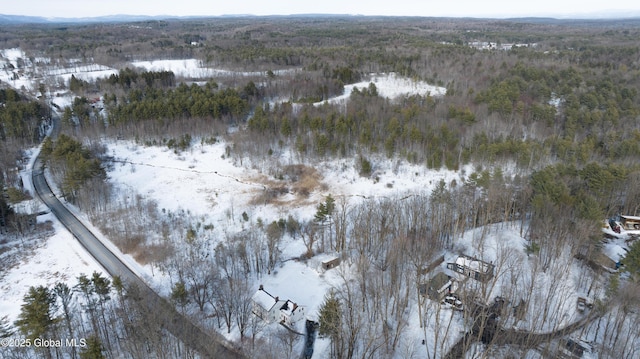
[359,156,372,177]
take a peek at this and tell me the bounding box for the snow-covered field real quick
[107,140,464,225]
[0,48,118,93]
[1,49,295,97]
[0,217,107,323]
[320,72,446,106]
[102,137,471,354]
[132,59,299,78]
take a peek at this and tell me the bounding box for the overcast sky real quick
[5,0,639,19]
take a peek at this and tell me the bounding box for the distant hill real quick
[0,14,50,24]
[506,16,640,27]
[0,14,185,24]
[0,13,639,25]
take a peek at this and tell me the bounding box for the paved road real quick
[32,155,243,358]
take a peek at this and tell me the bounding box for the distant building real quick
[469,41,535,51]
[251,286,306,326]
[446,254,495,282]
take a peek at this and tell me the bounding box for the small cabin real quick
[446,254,495,282]
[322,257,341,271]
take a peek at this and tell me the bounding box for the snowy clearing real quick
[131,59,299,79]
[321,72,447,106]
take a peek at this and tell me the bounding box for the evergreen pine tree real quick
[171,281,189,311]
[318,291,341,338]
[623,241,640,282]
[14,285,58,341]
[80,335,106,359]
[314,195,335,223]
[318,291,342,358]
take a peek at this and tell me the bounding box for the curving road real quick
[32,150,243,358]
[444,303,603,358]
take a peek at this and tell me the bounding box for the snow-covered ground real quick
[0,216,107,323]
[103,139,470,354]
[0,148,106,324]
[1,49,295,97]
[131,59,299,78]
[0,47,613,358]
[1,47,456,352]
[102,139,601,356]
[0,48,118,93]
[321,72,446,106]
[450,223,600,332]
[106,140,464,224]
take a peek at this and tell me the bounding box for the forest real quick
[2,15,640,359]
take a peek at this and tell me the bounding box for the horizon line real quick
[2,11,640,22]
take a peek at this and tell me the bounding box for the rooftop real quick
[252,288,276,311]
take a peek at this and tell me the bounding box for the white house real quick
[251,286,306,326]
[446,254,495,282]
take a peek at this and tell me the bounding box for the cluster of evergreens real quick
[68,75,91,93]
[105,81,248,126]
[248,93,464,168]
[105,67,176,88]
[0,88,47,143]
[40,134,105,202]
[531,162,632,220]
[60,96,97,130]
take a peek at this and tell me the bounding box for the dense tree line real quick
[0,89,49,235]
[0,88,48,143]
[40,134,106,204]
[239,59,640,173]
[104,67,175,89]
[105,81,248,126]
[246,93,466,169]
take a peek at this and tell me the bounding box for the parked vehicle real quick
[561,338,592,358]
[441,294,464,311]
